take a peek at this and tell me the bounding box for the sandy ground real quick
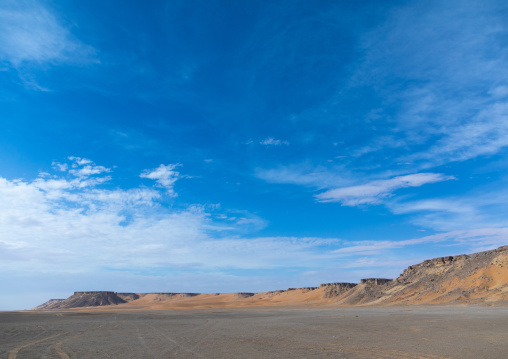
[1,306,508,359]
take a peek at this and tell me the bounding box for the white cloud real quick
[0,161,351,277]
[68,156,93,166]
[256,164,351,189]
[2,164,502,277]
[51,157,112,179]
[51,161,68,172]
[316,173,454,205]
[333,227,508,257]
[259,137,289,146]
[406,102,508,165]
[140,164,181,195]
[0,1,95,66]
[69,165,111,178]
[392,199,474,215]
[387,185,508,232]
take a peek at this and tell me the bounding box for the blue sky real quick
[1,0,508,310]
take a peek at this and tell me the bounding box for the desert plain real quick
[2,306,508,359]
[2,246,508,358]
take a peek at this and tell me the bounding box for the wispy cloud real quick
[68,156,93,166]
[0,1,95,67]
[283,1,507,173]
[0,159,347,276]
[140,164,181,195]
[259,137,289,146]
[404,102,508,166]
[65,156,111,178]
[256,164,351,189]
[388,184,508,231]
[316,173,454,205]
[334,228,508,257]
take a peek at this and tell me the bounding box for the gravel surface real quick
[1,306,508,358]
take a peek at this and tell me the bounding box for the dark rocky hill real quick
[35,291,127,309]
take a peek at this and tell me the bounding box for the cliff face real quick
[33,246,508,310]
[320,283,357,298]
[374,245,508,305]
[328,245,508,305]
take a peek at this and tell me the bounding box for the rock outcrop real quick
[373,245,508,305]
[117,293,139,301]
[234,292,255,298]
[33,299,65,310]
[35,291,127,309]
[320,283,357,298]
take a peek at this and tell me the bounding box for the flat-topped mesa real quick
[360,278,392,285]
[320,282,357,288]
[69,291,127,306]
[74,291,117,295]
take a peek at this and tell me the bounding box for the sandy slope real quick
[112,287,336,310]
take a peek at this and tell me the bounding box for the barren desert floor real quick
[1,306,508,359]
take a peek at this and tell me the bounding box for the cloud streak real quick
[334,227,508,257]
[316,173,454,205]
[0,0,95,66]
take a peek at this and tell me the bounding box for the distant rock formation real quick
[33,246,508,309]
[32,299,65,310]
[374,245,508,305]
[332,245,508,305]
[35,291,127,309]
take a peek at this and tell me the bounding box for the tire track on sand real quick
[8,333,66,359]
[328,345,453,359]
[8,323,115,359]
[53,324,119,359]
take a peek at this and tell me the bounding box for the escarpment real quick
[33,246,508,310]
[377,245,508,305]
